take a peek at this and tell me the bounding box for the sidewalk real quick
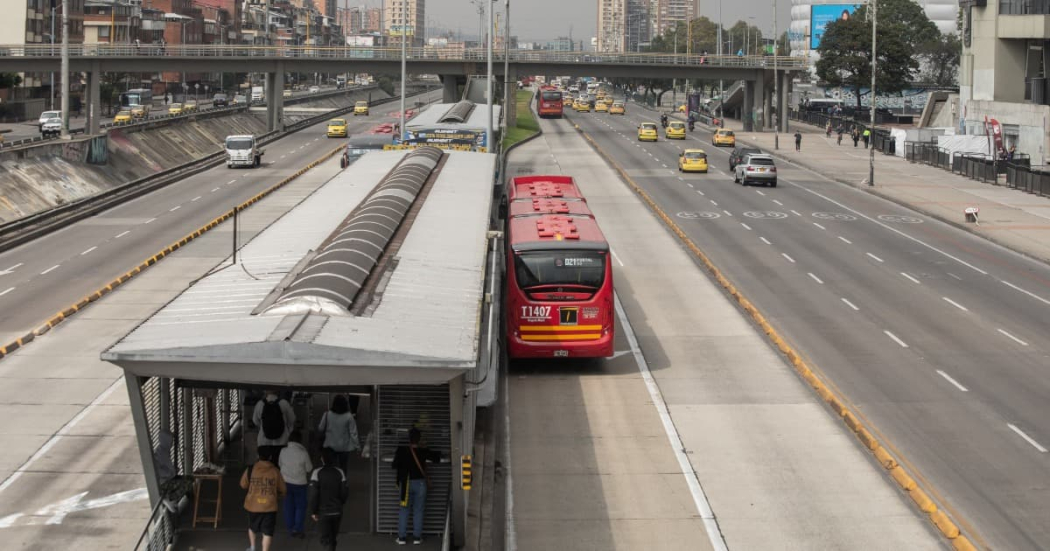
[718,117,1050,263]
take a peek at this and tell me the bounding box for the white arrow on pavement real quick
[0,263,23,276]
[0,487,147,529]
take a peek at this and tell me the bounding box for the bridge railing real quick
[0,44,808,69]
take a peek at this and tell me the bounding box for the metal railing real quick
[1006,163,1050,197]
[0,44,809,69]
[133,498,177,551]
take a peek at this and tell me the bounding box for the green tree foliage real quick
[919,31,960,86]
[816,0,937,108]
[0,73,22,89]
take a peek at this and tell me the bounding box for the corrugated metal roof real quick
[102,150,496,386]
[407,102,501,131]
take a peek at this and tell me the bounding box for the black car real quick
[212,93,228,107]
[729,146,762,171]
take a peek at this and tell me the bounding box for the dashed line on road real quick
[813,222,826,230]
[80,246,97,256]
[686,183,694,188]
[838,236,852,244]
[772,199,784,206]
[710,200,718,206]
[947,273,962,281]
[841,298,860,311]
[1008,424,1048,453]
[790,210,802,216]
[782,253,795,263]
[115,231,130,239]
[696,190,704,196]
[211,188,220,193]
[866,252,884,263]
[1,263,23,274]
[755,190,766,196]
[1000,280,1050,307]
[40,265,60,275]
[808,273,824,284]
[0,287,13,297]
[610,248,626,267]
[740,223,752,230]
[884,330,909,348]
[227,179,237,185]
[997,328,1028,346]
[169,205,181,212]
[144,218,156,224]
[936,370,968,392]
[192,196,202,202]
[901,272,921,284]
[723,210,733,217]
[760,237,772,245]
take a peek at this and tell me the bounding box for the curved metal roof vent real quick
[263,147,444,316]
[438,100,475,124]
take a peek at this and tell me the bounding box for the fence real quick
[1005,164,1050,197]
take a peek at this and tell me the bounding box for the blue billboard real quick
[811,4,859,49]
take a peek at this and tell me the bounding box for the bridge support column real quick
[266,65,285,132]
[441,75,459,103]
[779,71,792,133]
[743,80,754,132]
[87,61,101,135]
[763,74,773,130]
[754,71,766,131]
[505,66,517,129]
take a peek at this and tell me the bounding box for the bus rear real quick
[505,213,615,359]
[537,87,564,118]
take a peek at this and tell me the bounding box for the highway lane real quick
[0,90,439,343]
[563,101,1050,549]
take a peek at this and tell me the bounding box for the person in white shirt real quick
[278,429,312,538]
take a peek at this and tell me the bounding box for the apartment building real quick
[0,0,84,95]
[652,0,697,37]
[383,0,423,46]
[597,0,651,53]
[83,0,139,44]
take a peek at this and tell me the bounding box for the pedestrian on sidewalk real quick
[309,447,348,551]
[836,125,844,145]
[794,130,802,152]
[862,128,871,149]
[279,429,312,539]
[253,391,296,462]
[241,446,287,551]
[851,127,860,147]
[318,394,360,475]
[825,122,832,138]
[393,428,442,545]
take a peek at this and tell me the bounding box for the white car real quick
[309,86,320,93]
[39,110,60,128]
[40,117,62,138]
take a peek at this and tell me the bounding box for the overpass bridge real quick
[0,45,803,134]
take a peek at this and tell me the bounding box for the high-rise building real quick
[597,0,651,53]
[652,0,697,37]
[383,0,424,46]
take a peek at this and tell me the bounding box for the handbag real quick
[409,446,431,489]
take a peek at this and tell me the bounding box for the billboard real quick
[403,127,487,150]
[810,4,858,49]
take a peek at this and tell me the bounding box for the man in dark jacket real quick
[309,447,348,551]
[393,428,442,545]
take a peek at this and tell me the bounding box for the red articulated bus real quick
[504,175,615,359]
[537,86,564,119]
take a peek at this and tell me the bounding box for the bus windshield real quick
[225,137,254,150]
[121,93,145,106]
[514,251,606,290]
[541,91,562,101]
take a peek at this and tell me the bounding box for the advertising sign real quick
[810,4,858,49]
[403,127,487,150]
[389,24,415,37]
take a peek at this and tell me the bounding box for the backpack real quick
[261,399,285,440]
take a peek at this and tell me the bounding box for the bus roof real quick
[509,197,593,218]
[508,214,608,252]
[507,175,585,201]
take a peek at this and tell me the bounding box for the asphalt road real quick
[563,100,1050,550]
[0,89,439,345]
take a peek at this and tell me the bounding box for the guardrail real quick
[0,44,809,69]
[133,498,176,551]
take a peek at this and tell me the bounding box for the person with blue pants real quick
[392,428,442,545]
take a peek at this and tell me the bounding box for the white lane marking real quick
[1000,280,1050,307]
[662,164,668,168]
[786,183,990,275]
[191,196,202,202]
[211,187,220,193]
[281,154,287,159]
[1,263,23,274]
[791,210,802,216]
[610,248,626,267]
[144,218,156,224]
[813,222,826,230]
[0,377,124,497]
[997,328,1029,346]
[936,370,969,392]
[755,190,766,196]
[710,200,718,206]
[40,265,60,275]
[866,252,884,263]
[114,231,130,239]
[687,183,694,188]
[0,287,13,297]
[782,253,796,263]
[947,273,962,281]
[772,199,784,206]
[80,246,97,256]
[169,205,181,212]
[808,273,824,284]
[841,298,860,311]
[723,210,733,217]
[696,191,705,196]
[901,272,921,284]
[838,236,852,244]
[614,295,729,551]
[227,179,237,185]
[760,237,772,245]
[884,330,909,348]
[942,297,969,311]
[1008,424,1048,453]
[740,223,752,230]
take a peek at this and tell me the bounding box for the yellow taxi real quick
[609,102,625,115]
[666,120,686,139]
[167,103,183,116]
[354,100,370,116]
[637,122,659,142]
[712,128,736,147]
[113,110,132,125]
[678,149,709,173]
[574,99,591,112]
[130,105,148,119]
[283,89,293,98]
[595,101,609,113]
[603,96,614,106]
[678,104,688,113]
[327,118,348,138]
[183,101,198,113]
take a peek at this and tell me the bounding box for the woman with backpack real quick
[318,395,360,475]
[253,391,296,460]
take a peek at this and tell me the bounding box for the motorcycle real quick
[660,115,669,128]
[688,120,695,132]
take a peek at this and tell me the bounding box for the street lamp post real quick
[399,0,407,143]
[717,0,723,126]
[868,0,877,186]
[60,0,69,139]
[773,0,779,149]
[486,0,493,151]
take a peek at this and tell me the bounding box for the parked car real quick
[734,153,777,187]
[40,117,62,138]
[38,110,61,129]
[729,146,762,170]
[212,93,228,107]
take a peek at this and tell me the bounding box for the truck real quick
[225,135,264,168]
[250,85,264,103]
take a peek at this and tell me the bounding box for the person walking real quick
[279,430,312,539]
[851,127,860,148]
[794,130,802,152]
[318,395,360,475]
[309,447,349,551]
[253,391,296,461]
[241,446,287,551]
[862,128,871,149]
[836,125,844,146]
[393,428,442,545]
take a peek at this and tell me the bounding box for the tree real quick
[918,32,960,86]
[816,0,935,109]
[0,73,22,89]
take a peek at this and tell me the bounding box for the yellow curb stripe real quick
[572,124,980,547]
[0,143,344,364]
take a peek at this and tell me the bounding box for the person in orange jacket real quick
[241,446,287,551]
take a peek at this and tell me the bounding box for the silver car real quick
[734,154,778,187]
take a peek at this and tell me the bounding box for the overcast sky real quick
[346,0,793,43]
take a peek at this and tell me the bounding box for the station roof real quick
[103,150,496,387]
[407,101,501,131]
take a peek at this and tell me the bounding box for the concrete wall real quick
[963,0,1028,104]
[964,99,1050,163]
